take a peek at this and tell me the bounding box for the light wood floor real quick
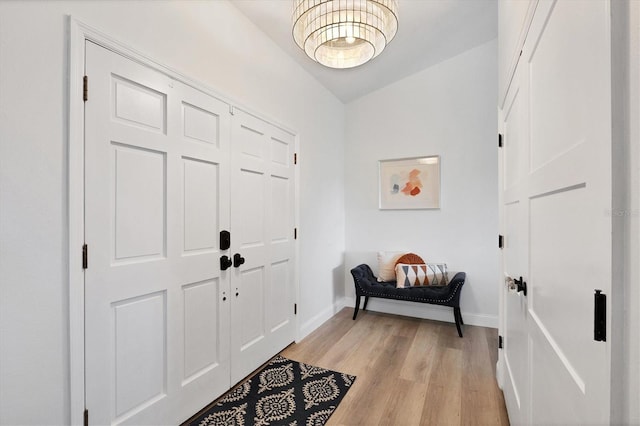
[281,308,510,426]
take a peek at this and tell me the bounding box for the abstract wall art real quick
[378,156,440,210]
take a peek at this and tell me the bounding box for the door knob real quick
[505,276,516,291]
[505,275,527,296]
[233,253,245,268]
[514,276,527,296]
[220,255,233,271]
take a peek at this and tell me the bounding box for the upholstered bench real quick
[350,264,467,337]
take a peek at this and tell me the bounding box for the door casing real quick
[68,17,300,425]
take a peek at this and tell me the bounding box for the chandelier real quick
[292,0,399,69]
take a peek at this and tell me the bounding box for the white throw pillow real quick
[376,251,405,282]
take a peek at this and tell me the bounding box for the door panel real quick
[113,291,167,418]
[182,279,221,383]
[85,41,231,425]
[112,143,166,262]
[230,110,296,384]
[499,0,612,424]
[525,1,611,423]
[182,158,219,253]
[501,45,530,423]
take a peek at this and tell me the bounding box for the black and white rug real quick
[187,355,356,426]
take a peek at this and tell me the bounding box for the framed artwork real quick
[378,155,440,210]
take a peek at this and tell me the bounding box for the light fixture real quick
[292,0,399,69]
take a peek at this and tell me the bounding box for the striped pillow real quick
[395,263,429,287]
[395,263,449,288]
[426,263,449,286]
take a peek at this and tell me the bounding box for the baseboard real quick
[297,297,350,341]
[344,296,498,329]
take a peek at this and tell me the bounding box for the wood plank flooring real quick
[281,308,510,426]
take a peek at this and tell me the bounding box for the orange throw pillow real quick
[394,253,425,266]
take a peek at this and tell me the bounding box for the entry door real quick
[500,0,612,424]
[229,110,296,384]
[84,41,231,425]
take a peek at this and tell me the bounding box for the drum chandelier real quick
[292,0,399,69]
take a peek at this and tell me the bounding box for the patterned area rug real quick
[187,355,356,426]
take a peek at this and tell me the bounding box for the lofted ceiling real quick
[232,0,498,103]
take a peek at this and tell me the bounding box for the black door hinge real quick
[294,153,298,165]
[83,76,88,102]
[294,303,297,315]
[594,290,606,342]
[498,235,504,249]
[294,228,297,240]
[84,409,88,426]
[498,335,503,349]
[498,133,503,148]
[82,244,88,269]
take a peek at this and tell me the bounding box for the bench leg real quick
[353,295,361,320]
[363,296,369,311]
[454,307,463,338]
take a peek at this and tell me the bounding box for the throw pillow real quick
[395,263,430,288]
[394,253,425,266]
[426,263,449,286]
[376,251,405,282]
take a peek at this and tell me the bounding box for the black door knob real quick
[233,253,245,268]
[514,276,527,296]
[220,255,232,271]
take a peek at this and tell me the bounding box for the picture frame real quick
[378,155,440,210]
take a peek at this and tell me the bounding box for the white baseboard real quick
[345,296,498,329]
[296,296,498,343]
[297,297,350,341]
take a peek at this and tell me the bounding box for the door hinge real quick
[498,235,504,249]
[82,244,88,269]
[294,303,297,315]
[498,335,503,349]
[498,133,503,148]
[594,290,606,342]
[294,228,297,240]
[84,409,88,426]
[83,76,88,102]
[294,153,297,165]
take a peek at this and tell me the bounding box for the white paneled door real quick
[229,111,296,384]
[84,41,295,425]
[500,1,612,424]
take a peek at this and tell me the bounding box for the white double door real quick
[499,1,612,424]
[84,41,296,425]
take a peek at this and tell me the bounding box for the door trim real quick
[68,17,299,425]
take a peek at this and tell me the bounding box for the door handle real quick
[233,253,245,268]
[514,276,527,296]
[220,255,232,271]
[505,275,527,296]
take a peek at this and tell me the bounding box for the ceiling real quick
[232,0,498,103]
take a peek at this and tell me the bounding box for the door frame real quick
[68,17,300,425]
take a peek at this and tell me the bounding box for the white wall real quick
[344,40,499,327]
[0,1,345,424]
